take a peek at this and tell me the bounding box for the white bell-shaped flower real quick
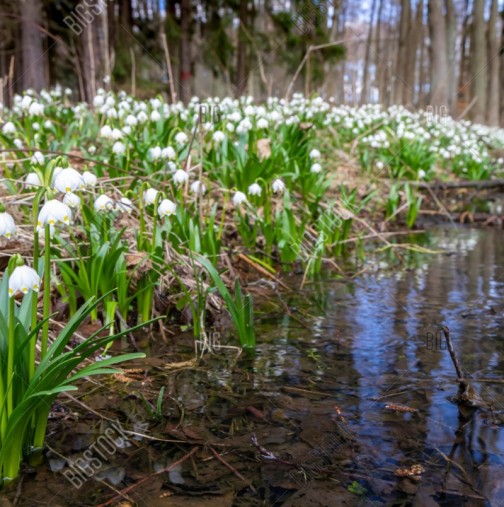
[248,183,262,196]
[112,141,126,155]
[94,194,114,212]
[175,132,188,145]
[212,131,225,143]
[143,188,159,205]
[37,200,72,232]
[63,192,81,208]
[8,265,41,297]
[190,180,206,194]
[54,168,85,194]
[232,191,247,206]
[82,171,97,187]
[272,179,286,194]
[31,151,44,165]
[25,172,42,189]
[309,149,321,159]
[173,170,189,185]
[0,212,16,239]
[115,197,134,214]
[162,147,176,159]
[158,199,176,218]
[2,122,15,135]
[310,163,322,174]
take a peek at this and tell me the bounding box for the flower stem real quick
[7,295,15,417]
[41,225,51,359]
[30,232,39,381]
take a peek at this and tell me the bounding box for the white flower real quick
[149,146,162,160]
[8,265,41,297]
[25,172,42,189]
[54,168,84,193]
[190,180,206,194]
[309,149,321,159]
[150,110,161,122]
[115,197,133,213]
[93,95,105,108]
[94,194,114,212]
[63,192,81,208]
[232,191,247,206]
[158,199,176,218]
[173,169,189,185]
[162,147,176,159]
[2,122,15,134]
[112,141,126,155]
[122,126,131,135]
[257,118,269,129]
[310,163,322,174]
[82,171,97,187]
[143,188,159,205]
[0,212,16,238]
[137,111,148,123]
[248,183,262,196]
[100,125,112,138]
[272,179,285,194]
[37,200,72,232]
[112,129,124,141]
[44,120,52,129]
[88,145,96,155]
[51,166,63,187]
[212,131,225,143]
[125,114,138,126]
[418,169,426,179]
[175,132,188,145]
[28,102,44,116]
[31,151,44,165]
[376,161,384,170]
[13,139,23,149]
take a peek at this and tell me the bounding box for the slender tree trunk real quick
[486,0,500,126]
[393,0,411,105]
[21,0,47,91]
[179,0,192,103]
[445,0,456,111]
[500,10,504,126]
[235,0,248,96]
[471,0,487,123]
[428,0,449,109]
[457,0,471,109]
[360,0,377,104]
[374,0,385,103]
[403,0,421,106]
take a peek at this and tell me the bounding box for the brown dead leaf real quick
[257,138,271,160]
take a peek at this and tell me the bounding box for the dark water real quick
[3,227,504,506]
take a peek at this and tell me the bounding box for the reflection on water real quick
[253,227,504,504]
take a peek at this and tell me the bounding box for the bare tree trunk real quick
[457,0,471,109]
[445,0,456,111]
[393,0,411,105]
[470,0,487,123]
[500,10,504,126]
[486,0,500,126]
[428,0,449,108]
[403,0,421,106]
[374,0,385,103]
[21,0,47,91]
[360,0,377,104]
[235,0,248,97]
[179,0,192,103]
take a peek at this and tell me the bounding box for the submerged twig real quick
[441,326,466,390]
[209,446,257,493]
